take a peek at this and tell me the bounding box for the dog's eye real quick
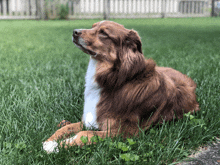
[99,29,108,38]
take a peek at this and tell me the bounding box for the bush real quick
[59,3,69,20]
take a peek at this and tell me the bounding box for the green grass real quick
[0,18,220,164]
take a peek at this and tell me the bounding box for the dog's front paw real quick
[43,141,59,153]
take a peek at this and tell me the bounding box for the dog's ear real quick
[124,30,142,54]
[115,30,147,85]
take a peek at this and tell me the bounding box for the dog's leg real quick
[43,130,112,153]
[43,122,84,153]
[61,130,113,147]
[46,122,83,141]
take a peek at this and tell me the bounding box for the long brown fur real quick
[44,21,199,147]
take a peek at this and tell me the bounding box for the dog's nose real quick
[73,29,82,36]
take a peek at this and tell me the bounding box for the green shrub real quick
[59,3,69,20]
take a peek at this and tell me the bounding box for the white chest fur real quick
[82,57,101,129]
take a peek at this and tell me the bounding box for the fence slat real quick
[126,0,129,14]
[135,0,137,13]
[30,0,34,16]
[3,0,7,16]
[152,0,154,13]
[89,0,91,13]
[68,1,71,15]
[27,0,30,16]
[200,1,203,13]
[196,1,199,13]
[94,0,96,13]
[20,0,24,16]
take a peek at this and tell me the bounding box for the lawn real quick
[0,18,219,164]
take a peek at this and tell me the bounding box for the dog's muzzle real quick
[72,29,97,56]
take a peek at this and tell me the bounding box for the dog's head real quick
[73,21,155,88]
[72,21,142,61]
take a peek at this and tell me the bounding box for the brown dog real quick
[43,21,199,153]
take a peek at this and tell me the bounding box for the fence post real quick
[103,0,110,20]
[39,0,46,19]
[211,0,215,16]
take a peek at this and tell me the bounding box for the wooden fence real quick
[0,0,41,19]
[0,0,210,20]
